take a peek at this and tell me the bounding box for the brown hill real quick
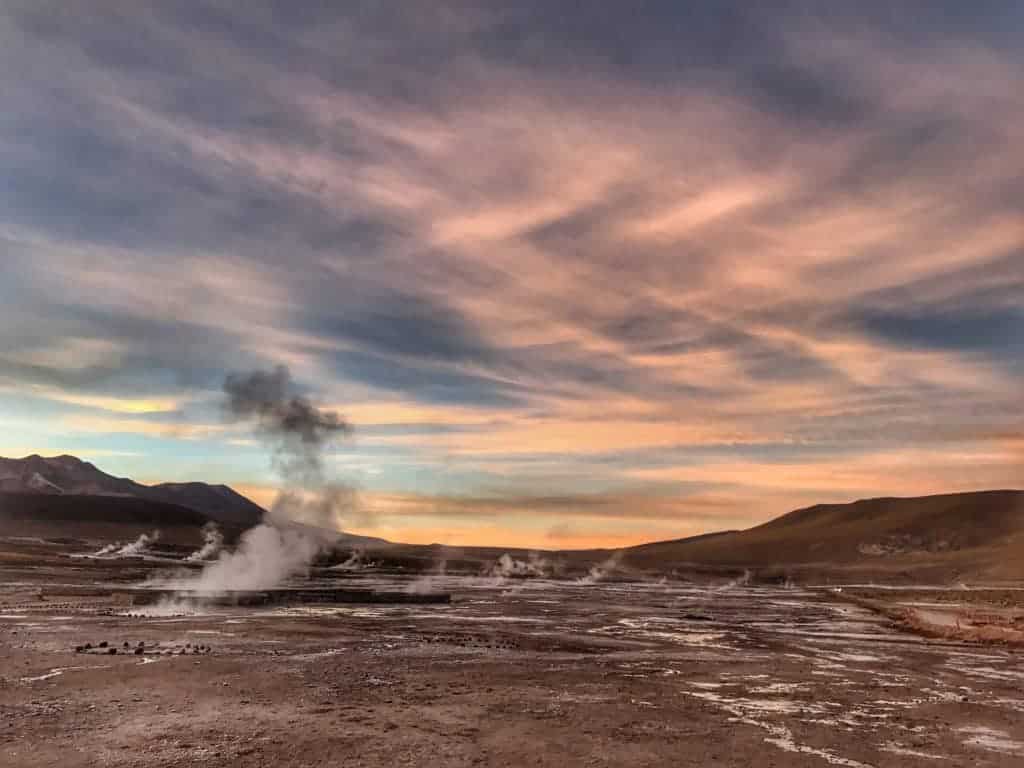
[622,490,1024,582]
[0,454,264,527]
[0,490,246,547]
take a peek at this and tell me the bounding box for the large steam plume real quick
[177,366,356,595]
[223,366,350,485]
[187,523,323,591]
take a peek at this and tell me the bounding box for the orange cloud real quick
[5,14,1021,553]
[61,414,226,440]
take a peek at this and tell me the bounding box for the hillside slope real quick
[0,454,264,527]
[0,490,247,547]
[143,481,265,526]
[622,490,1024,582]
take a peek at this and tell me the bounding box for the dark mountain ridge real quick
[0,454,264,527]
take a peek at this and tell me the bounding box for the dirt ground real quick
[839,586,1024,645]
[2,546,1024,767]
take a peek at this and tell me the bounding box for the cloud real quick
[352,489,751,549]
[60,414,227,441]
[0,2,1021,547]
[850,306,1024,356]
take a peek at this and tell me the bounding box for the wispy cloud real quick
[0,2,1021,547]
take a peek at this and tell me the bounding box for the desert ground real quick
[2,538,1023,768]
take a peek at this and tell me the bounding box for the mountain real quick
[0,454,137,496]
[622,490,1024,581]
[141,482,265,527]
[0,454,264,527]
[3,454,1022,582]
[0,490,209,529]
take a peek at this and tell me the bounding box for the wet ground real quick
[3,577,1023,767]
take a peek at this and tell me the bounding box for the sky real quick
[1,1,1022,549]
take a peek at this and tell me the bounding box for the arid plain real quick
[3,535,1023,768]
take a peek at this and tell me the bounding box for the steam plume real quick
[715,569,751,591]
[577,553,621,585]
[223,365,350,484]
[489,552,549,578]
[187,522,323,591]
[176,365,355,595]
[405,558,448,594]
[331,549,365,571]
[185,523,223,562]
[114,530,160,557]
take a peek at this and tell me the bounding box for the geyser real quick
[170,365,355,596]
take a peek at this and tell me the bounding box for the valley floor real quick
[3,563,1024,768]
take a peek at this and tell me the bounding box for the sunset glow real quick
[1,2,1021,548]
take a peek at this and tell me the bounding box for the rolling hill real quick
[622,490,1024,582]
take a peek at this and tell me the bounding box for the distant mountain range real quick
[0,454,265,527]
[2,454,1022,582]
